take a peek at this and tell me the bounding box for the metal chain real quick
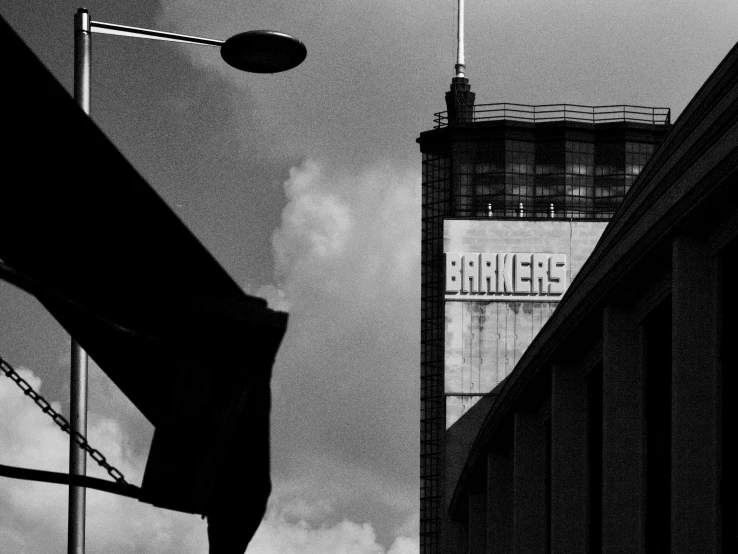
[0,355,129,485]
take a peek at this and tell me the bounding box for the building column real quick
[602,304,645,553]
[551,363,588,553]
[513,409,548,552]
[671,236,720,552]
[440,509,467,554]
[487,450,513,553]
[468,475,487,554]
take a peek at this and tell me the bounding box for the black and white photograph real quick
[1,1,737,552]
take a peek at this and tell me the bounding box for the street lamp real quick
[69,8,305,554]
[74,7,307,110]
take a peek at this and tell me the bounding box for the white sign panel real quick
[445,252,567,301]
[443,219,608,302]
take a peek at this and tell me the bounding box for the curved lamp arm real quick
[91,20,223,47]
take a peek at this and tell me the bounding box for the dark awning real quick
[0,17,286,553]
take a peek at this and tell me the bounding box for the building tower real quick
[417,6,671,552]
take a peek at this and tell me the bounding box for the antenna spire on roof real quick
[455,0,466,77]
[446,0,474,123]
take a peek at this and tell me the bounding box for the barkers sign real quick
[445,252,567,301]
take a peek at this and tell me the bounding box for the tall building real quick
[436,36,738,554]
[417,74,670,552]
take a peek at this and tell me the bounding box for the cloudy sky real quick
[1,1,737,552]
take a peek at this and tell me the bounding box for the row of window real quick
[459,164,647,177]
[446,140,654,219]
[456,140,653,166]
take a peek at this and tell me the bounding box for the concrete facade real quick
[444,220,605,426]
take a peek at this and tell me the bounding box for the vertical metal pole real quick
[455,0,465,77]
[69,9,90,554]
[68,341,88,554]
[74,9,90,114]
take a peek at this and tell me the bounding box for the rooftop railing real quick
[434,103,671,128]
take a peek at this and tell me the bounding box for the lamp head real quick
[221,30,306,73]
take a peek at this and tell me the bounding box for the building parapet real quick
[433,103,671,129]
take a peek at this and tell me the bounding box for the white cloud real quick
[248,513,418,554]
[0,160,421,554]
[153,0,442,166]
[273,160,353,276]
[251,464,419,554]
[269,453,417,531]
[263,159,420,546]
[271,158,419,305]
[0,368,205,554]
[242,283,292,313]
[0,368,417,554]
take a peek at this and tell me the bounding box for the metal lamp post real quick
[69,8,306,554]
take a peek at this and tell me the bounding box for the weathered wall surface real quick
[445,301,556,427]
[444,220,607,427]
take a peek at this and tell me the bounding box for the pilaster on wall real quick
[440,509,467,554]
[602,304,645,553]
[468,475,487,554]
[487,450,513,552]
[551,363,588,553]
[671,236,720,551]
[513,409,549,552]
